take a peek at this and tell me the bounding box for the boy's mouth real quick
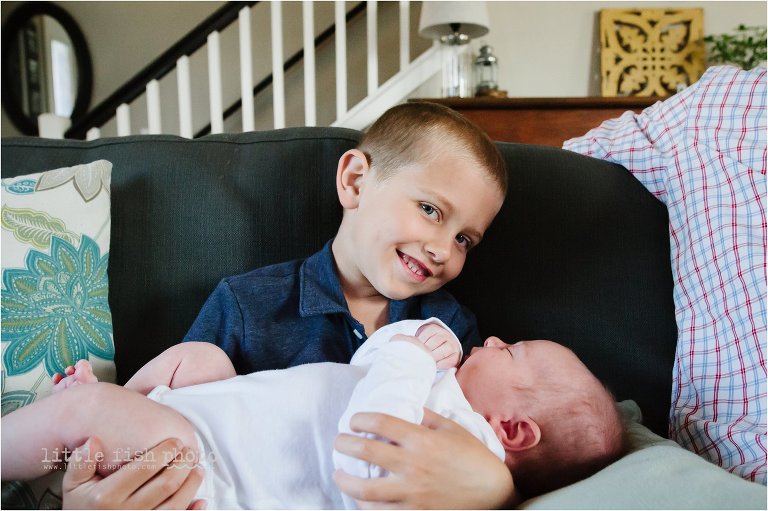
[398,251,432,281]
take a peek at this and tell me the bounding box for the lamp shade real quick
[418,1,490,39]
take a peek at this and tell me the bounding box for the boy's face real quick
[338,149,504,301]
[456,338,596,420]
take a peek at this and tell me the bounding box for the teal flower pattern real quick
[1,236,113,377]
[2,178,38,195]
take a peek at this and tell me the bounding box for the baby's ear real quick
[336,149,370,209]
[497,416,541,452]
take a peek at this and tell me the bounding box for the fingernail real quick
[174,447,186,462]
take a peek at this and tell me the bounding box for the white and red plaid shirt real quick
[564,65,766,484]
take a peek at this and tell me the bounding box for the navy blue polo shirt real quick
[184,240,481,374]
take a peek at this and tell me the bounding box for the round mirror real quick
[2,2,92,136]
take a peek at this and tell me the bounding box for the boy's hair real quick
[358,102,508,195]
[510,369,627,498]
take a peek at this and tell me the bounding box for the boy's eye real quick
[420,203,439,220]
[456,234,472,249]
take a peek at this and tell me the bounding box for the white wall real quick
[415,1,766,97]
[484,1,768,97]
[2,1,765,137]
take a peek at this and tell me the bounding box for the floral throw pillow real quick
[1,160,116,509]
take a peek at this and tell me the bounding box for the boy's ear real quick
[497,416,541,452]
[336,149,370,209]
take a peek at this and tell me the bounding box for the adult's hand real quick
[333,409,518,509]
[62,437,206,509]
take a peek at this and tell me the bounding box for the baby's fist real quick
[415,323,461,369]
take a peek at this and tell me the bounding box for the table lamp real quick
[418,1,490,97]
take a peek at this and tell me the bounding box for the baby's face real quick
[455,338,593,419]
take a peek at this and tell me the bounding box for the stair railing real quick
[66,2,255,139]
[66,0,434,140]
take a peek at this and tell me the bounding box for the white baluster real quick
[37,113,70,139]
[208,31,224,134]
[367,0,378,94]
[177,56,193,138]
[335,0,347,119]
[399,0,409,71]
[271,1,286,129]
[116,104,131,136]
[239,6,255,132]
[303,0,316,127]
[146,79,162,134]
[86,127,101,141]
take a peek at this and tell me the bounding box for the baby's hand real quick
[390,334,434,354]
[415,323,461,369]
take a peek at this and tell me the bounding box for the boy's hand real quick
[414,323,461,369]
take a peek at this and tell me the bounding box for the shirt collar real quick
[299,239,417,320]
[299,240,350,317]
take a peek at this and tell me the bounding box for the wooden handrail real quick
[66,1,258,139]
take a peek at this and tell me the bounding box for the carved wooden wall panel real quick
[600,8,705,97]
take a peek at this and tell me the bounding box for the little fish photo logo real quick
[168,447,216,470]
[39,444,214,471]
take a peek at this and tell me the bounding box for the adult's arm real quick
[563,65,768,484]
[62,437,205,509]
[334,410,518,509]
[562,82,700,203]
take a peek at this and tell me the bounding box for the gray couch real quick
[2,129,764,508]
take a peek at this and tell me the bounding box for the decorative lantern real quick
[474,45,498,96]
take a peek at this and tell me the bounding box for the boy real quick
[182,102,507,371]
[59,102,514,508]
[2,320,626,507]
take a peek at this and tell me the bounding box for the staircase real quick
[64,1,439,140]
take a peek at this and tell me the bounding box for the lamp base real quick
[440,38,473,98]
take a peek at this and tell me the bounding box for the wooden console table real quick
[409,97,661,147]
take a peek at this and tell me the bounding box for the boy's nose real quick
[483,336,507,348]
[424,237,451,263]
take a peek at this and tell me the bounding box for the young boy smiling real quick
[56,102,514,509]
[183,103,507,370]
